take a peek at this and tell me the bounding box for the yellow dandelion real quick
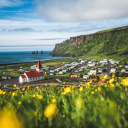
[38,95,43,100]
[0,89,3,95]
[32,94,36,97]
[95,89,97,92]
[103,74,108,79]
[110,84,115,87]
[98,87,102,91]
[91,91,95,94]
[79,87,83,92]
[62,92,66,95]
[44,104,57,118]
[12,92,16,96]
[0,110,23,128]
[34,111,37,117]
[18,101,21,105]
[52,99,56,104]
[64,87,71,93]
[22,88,25,91]
[122,77,128,86]
[13,84,16,88]
[109,78,114,83]
[27,86,29,90]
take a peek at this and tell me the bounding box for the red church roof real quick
[21,75,26,78]
[36,60,42,69]
[25,71,44,78]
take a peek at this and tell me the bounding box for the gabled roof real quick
[36,60,42,69]
[20,75,26,78]
[25,71,44,78]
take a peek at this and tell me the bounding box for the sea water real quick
[0,45,64,64]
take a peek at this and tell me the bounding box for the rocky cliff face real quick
[51,26,128,57]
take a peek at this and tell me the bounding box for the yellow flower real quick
[62,92,66,95]
[2,91,6,95]
[98,87,102,91]
[34,111,37,117]
[110,84,115,87]
[27,86,29,90]
[112,74,115,78]
[0,89,3,95]
[103,74,108,79]
[122,77,128,86]
[79,87,83,92]
[64,87,71,93]
[18,101,21,105]
[32,94,36,97]
[13,84,16,87]
[22,88,25,91]
[109,78,114,83]
[0,110,23,128]
[63,82,65,84]
[44,104,57,118]
[52,99,56,104]
[38,95,43,100]
[12,92,16,96]
[91,91,95,94]
[95,89,97,92]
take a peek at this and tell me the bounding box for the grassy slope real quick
[51,26,128,60]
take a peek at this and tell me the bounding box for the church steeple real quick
[36,60,42,72]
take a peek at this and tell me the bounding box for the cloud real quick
[0,27,35,32]
[35,0,128,22]
[0,0,25,8]
[34,38,67,40]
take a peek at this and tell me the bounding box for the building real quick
[19,60,44,83]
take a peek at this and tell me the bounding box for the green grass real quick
[0,77,128,128]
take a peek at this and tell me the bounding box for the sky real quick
[0,0,128,51]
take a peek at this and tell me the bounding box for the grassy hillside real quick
[51,26,128,59]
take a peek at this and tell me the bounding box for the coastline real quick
[0,57,70,66]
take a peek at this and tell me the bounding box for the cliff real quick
[51,26,128,57]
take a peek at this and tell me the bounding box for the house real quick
[19,60,44,83]
[87,61,96,66]
[88,70,97,75]
[110,68,116,74]
[83,75,89,79]
[59,71,63,75]
[121,69,126,73]
[71,75,78,78]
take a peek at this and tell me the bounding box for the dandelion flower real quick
[0,110,23,128]
[44,104,57,118]
[122,77,128,86]
[52,99,56,104]
[12,92,16,96]
[13,84,16,87]
[38,95,43,100]
[18,101,21,105]
[64,87,71,93]
[79,87,83,92]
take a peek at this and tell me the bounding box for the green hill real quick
[51,26,128,60]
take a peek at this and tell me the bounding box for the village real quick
[0,58,128,88]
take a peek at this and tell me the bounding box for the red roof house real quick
[19,60,44,83]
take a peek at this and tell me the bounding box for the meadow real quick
[0,76,128,128]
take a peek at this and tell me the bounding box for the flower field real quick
[0,77,128,128]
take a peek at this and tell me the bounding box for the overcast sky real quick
[0,0,128,48]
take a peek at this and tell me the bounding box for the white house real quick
[110,68,116,74]
[83,75,89,79]
[19,60,44,83]
[88,70,97,75]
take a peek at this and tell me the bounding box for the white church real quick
[19,60,44,83]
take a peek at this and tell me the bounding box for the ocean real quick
[0,45,64,64]
[0,51,65,64]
